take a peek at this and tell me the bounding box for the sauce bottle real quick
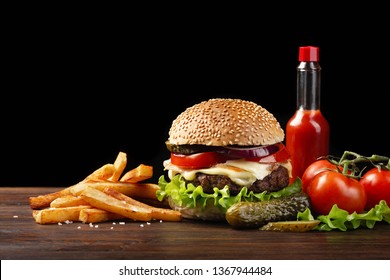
[286,46,329,180]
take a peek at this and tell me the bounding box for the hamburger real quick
[157,98,301,221]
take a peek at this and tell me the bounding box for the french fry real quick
[80,187,152,222]
[127,183,160,199]
[29,187,74,209]
[33,205,91,224]
[79,208,124,223]
[50,195,89,208]
[84,163,115,182]
[109,151,127,182]
[120,164,153,183]
[102,187,182,222]
[70,181,160,200]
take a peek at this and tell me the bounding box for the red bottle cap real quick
[298,46,319,62]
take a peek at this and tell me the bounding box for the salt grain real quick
[140,224,144,227]
[13,215,18,218]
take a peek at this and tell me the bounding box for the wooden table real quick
[1,187,390,260]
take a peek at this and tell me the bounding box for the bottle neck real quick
[296,61,321,110]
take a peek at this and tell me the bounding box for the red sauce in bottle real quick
[286,109,329,179]
[286,46,329,180]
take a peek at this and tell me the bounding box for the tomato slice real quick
[247,143,290,163]
[170,152,230,169]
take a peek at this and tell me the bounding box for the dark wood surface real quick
[1,187,390,260]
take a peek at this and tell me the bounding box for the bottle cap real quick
[298,46,319,62]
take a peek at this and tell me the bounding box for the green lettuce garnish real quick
[297,200,390,231]
[157,174,302,213]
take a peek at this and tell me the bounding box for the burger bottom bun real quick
[167,197,226,221]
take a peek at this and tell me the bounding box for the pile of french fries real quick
[29,151,182,224]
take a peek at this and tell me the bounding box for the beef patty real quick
[185,164,290,195]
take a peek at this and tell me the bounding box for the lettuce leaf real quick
[157,175,302,213]
[297,200,390,231]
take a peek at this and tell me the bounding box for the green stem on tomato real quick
[338,151,389,177]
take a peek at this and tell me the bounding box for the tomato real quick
[301,159,342,193]
[170,152,231,169]
[307,170,367,215]
[360,167,390,210]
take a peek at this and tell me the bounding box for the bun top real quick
[168,98,285,146]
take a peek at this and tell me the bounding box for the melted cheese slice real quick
[163,159,292,187]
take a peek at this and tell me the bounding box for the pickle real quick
[225,192,311,229]
[259,220,320,232]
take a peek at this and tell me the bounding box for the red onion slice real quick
[219,144,279,159]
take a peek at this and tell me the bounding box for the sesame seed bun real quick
[168,98,285,146]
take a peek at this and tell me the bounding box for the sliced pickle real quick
[259,220,320,232]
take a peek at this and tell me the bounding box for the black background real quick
[2,8,389,187]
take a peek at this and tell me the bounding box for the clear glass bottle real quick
[286,46,329,180]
